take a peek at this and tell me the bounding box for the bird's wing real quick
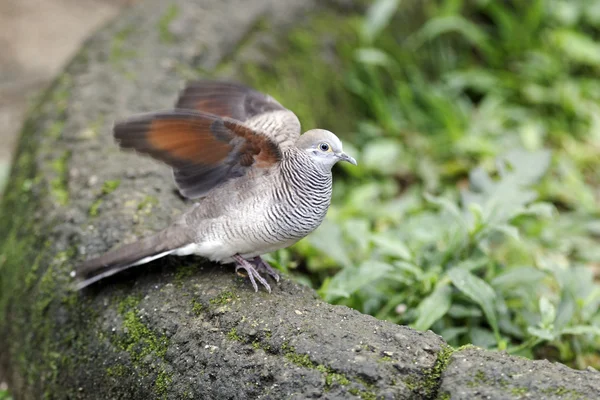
[114,110,282,199]
[174,80,301,150]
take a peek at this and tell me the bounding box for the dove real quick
[76,80,356,292]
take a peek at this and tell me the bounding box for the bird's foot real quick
[252,256,280,283]
[232,254,271,293]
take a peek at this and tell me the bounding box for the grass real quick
[267,0,600,370]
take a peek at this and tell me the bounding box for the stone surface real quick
[0,0,599,399]
[438,347,600,399]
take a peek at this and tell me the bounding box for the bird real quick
[76,80,357,293]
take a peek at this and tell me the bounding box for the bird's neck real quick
[281,149,332,189]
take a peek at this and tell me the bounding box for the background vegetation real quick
[266,0,600,369]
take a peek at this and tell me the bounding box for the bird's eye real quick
[319,143,330,152]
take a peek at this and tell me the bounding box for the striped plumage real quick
[76,80,355,292]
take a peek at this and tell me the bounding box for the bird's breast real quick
[192,155,333,260]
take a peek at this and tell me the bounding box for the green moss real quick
[117,295,142,314]
[50,150,71,205]
[326,371,350,387]
[191,299,204,315]
[88,199,102,216]
[119,310,169,361]
[438,392,451,400]
[361,392,377,400]
[49,75,71,113]
[511,387,527,396]
[89,179,121,216]
[315,364,350,387]
[155,368,173,396]
[403,376,417,391]
[102,179,121,194]
[348,388,377,400]
[174,264,197,286]
[404,345,455,397]
[24,252,45,289]
[467,369,494,388]
[227,327,242,342]
[379,356,392,362]
[114,296,170,363]
[110,25,137,79]
[137,195,159,213]
[47,120,65,139]
[110,25,136,63]
[158,4,180,43]
[285,353,314,368]
[281,345,361,392]
[85,115,105,139]
[0,72,83,397]
[540,386,586,399]
[106,364,128,377]
[209,290,237,306]
[109,295,174,396]
[423,345,454,394]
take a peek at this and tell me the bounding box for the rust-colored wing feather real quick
[113,110,281,198]
[175,80,301,147]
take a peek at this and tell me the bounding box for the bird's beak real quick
[339,152,357,166]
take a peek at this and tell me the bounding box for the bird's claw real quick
[233,254,271,293]
[252,256,280,283]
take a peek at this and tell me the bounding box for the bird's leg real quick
[232,254,271,293]
[252,256,280,283]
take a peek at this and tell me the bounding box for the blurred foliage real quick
[268,0,600,369]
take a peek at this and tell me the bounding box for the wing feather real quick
[113,110,281,198]
[175,80,301,149]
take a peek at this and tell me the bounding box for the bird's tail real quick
[75,226,193,290]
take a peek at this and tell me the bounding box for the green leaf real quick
[371,233,412,260]
[521,202,555,218]
[362,0,400,43]
[323,260,392,301]
[440,327,469,342]
[491,267,546,288]
[412,283,452,331]
[552,29,600,66]
[306,220,352,267]
[554,296,577,331]
[448,268,500,341]
[344,218,371,255]
[448,304,482,318]
[560,325,600,336]
[539,297,556,326]
[470,327,498,348]
[424,193,464,223]
[393,261,424,278]
[355,48,393,67]
[527,326,556,341]
[410,15,494,56]
[501,149,552,185]
[490,224,520,241]
[362,138,404,175]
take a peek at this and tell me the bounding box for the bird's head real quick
[295,129,357,171]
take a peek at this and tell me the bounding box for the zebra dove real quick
[76,80,356,292]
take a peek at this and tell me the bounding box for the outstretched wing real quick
[113,110,281,199]
[175,80,301,150]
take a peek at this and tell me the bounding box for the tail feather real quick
[76,226,193,290]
